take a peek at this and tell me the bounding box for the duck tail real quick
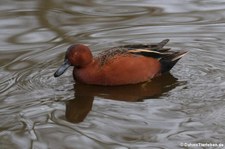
[159,51,188,73]
[157,39,170,49]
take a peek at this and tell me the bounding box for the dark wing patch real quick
[97,39,172,64]
[120,39,170,52]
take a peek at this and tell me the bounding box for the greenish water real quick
[1,0,225,149]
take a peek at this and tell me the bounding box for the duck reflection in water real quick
[65,73,178,123]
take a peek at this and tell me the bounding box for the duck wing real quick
[125,39,188,73]
[121,39,170,52]
[98,39,187,73]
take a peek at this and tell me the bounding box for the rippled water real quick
[1,0,225,149]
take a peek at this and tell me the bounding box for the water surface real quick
[1,0,225,149]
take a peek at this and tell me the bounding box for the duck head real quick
[54,44,93,77]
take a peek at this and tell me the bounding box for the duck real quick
[54,39,187,86]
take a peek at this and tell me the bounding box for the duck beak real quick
[54,59,71,77]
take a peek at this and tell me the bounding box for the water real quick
[1,0,225,149]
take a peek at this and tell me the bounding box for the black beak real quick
[54,59,71,77]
